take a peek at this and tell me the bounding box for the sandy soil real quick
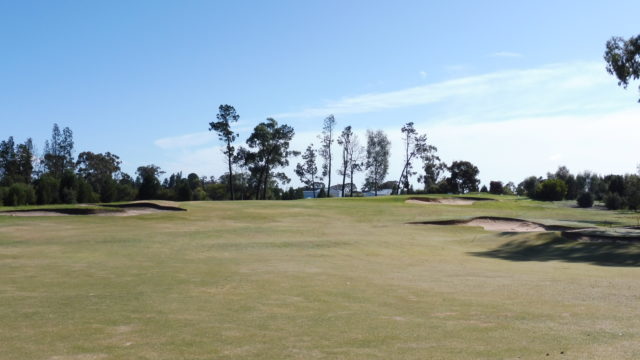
[465,218,547,232]
[406,198,476,205]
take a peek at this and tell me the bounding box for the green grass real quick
[1,196,640,359]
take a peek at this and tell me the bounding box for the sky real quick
[1,1,640,189]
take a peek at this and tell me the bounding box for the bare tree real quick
[348,136,365,197]
[395,122,434,194]
[209,105,239,200]
[318,115,336,197]
[337,126,357,197]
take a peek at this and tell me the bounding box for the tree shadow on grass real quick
[471,232,640,267]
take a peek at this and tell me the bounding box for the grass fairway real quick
[2,196,640,359]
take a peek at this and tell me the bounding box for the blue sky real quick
[2,1,640,187]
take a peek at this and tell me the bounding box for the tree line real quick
[483,166,640,211]
[0,108,484,205]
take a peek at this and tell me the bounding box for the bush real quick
[604,192,624,210]
[576,192,594,208]
[77,179,99,203]
[533,179,567,201]
[176,181,193,201]
[59,171,78,204]
[624,175,640,211]
[36,175,60,204]
[480,185,488,193]
[4,183,36,206]
[0,187,5,206]
[60,188,77,204]
[205,183,227,200]
[115,183,136,202]
[192,187,207,201]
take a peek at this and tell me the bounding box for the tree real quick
[533,179,567,201]
[76,151,122,202]
[318,115,336,197]
[577,192,594,208]
[337,126,364,197]
[518,176,540,198]
[419,151,445,193]
[295,144,322,198]
[395,122,434,194]
[187,173,201,191]
[236,118,298,200]
[209,105,240,200]
[15,139,34,184]
[489,181,504,195]
[504,182,516,195]
[604,34,640,102]
[136,165,164,200]
[364,130,390,196]
[0,136,17,185]
[446,161,480,194]
[43,124,74,178]
[348,138,365,197]
[551,166,577,200]
[625,174,640,211]
[0,137,35,186]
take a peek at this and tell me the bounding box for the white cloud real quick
[271,62,615,120]
[490,51,523,58]
[423,108,640,185]
[419,70,428,79]
[152,61,640,189]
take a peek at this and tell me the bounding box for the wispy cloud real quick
[490,51,523,58]
[152,61,640,187]
[419,70,428,79]
[272,62,612,120]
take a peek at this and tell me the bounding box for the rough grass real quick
[1,196,640,359]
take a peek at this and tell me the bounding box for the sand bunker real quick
[0,202,186,217]
[409,217,574,233]
[466,218,547,232]
[406,197,495,206]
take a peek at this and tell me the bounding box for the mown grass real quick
[1,196,640,359]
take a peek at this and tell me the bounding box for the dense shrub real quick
[60,188,77,204]
[77,179,99,203]
[176,181,193,201]
[36,175,60,204]
[533,179,567,201]
[205,183,227,200]
[4,183,36,206]
[564,175,578,200]
[576,192,594,208]
[606,175,625,196]
[480,185,488,193]
[58,171,79,204]
[193,187,207,201]
[625,175,640,211]
[604,192,624,210]
[98,179,117,203]
[115,183,136,202]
